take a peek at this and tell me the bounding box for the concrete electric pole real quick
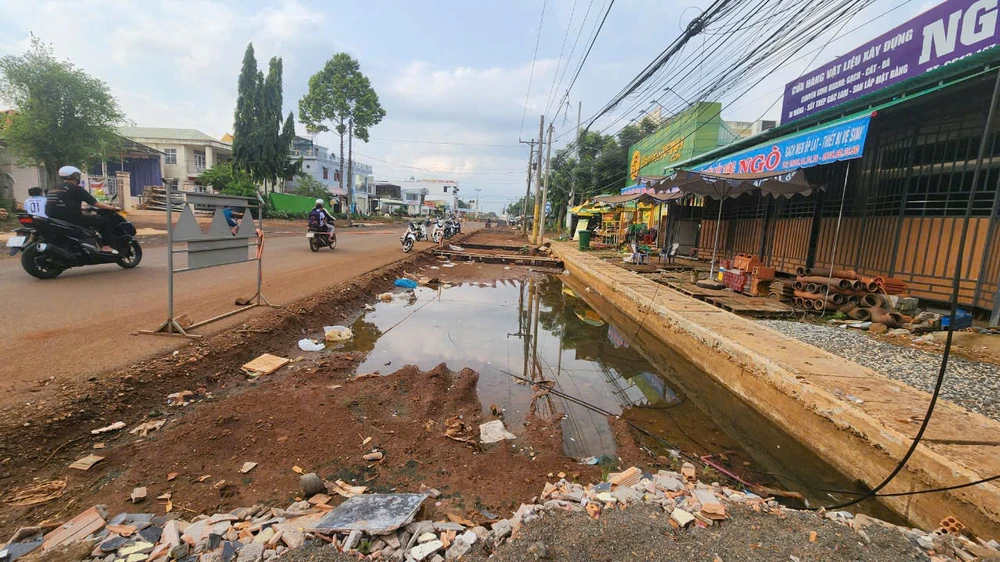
[531,115,544,243]
[518,138,536,236]
[566,101,581,231]
[538,123,554,243]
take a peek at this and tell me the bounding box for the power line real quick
[543,0,580,119]
[562,0,616,109]
[545,0,598,123]
[368,137,524,148]
[353,151,523,176]
[519,0,549,139]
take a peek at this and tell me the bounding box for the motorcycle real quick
[400,221,421,253]
[431,219,445,244]
[443,218,460,239]
[307,224,337,252]
[8,209,142,279]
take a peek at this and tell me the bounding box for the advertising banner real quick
[782,0,1000,123]
[693,115,871,175]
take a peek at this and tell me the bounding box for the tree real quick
[194,161,257,197]
[231,44,294,194]
[286,172,330,200]
[0,37,126,188]
[299,53,385,224]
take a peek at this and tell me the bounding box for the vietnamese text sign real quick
[782,0,1000,123]
[693,115,871,175]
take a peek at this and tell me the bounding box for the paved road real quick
[0,226,434,402]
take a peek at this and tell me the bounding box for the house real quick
[400,179,459,212]
[286,136,376,213]
[402,186,430,216]
[118,127,232,186]
[1,137,161,206]
[373,182,406,214]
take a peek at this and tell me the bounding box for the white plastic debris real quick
[323,326,353,342]
[479,420,516,444]
[91,421,126,435]
[298,339,325,352]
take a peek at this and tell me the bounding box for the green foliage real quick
[299,52,385,223]
[539,116,661,223]
[194,161,258,198]
[231,43,294,193]
[286,172,331,200]
[0,37,126,188]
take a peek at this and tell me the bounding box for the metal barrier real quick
[140,187,271,339]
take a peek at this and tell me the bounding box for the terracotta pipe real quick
[793,281,803,291]
[797,275,853,289]
[847,307,872,321]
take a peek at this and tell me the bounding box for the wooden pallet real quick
[434,250,563,268]
[704,295,794,317]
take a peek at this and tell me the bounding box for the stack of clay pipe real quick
[791,267,903,327]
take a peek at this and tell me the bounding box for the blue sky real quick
[0,0,926,212]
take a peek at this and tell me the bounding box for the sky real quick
[0,0,929,212]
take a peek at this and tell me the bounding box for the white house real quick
[119,127,232,186]
[286,136,376,213]
[399,178,459,213]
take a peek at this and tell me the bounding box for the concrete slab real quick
[553,241,1000,538]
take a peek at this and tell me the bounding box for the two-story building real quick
[399,179,459,213]
[118,127,231,188]
[286,136,376,214]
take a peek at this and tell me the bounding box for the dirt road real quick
[0,226,435,406]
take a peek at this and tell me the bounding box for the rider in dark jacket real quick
[45,166,121,253]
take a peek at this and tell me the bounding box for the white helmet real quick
[58,165,82,178]
[315,199,324,206]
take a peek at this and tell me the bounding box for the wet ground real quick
[0,230,905,537]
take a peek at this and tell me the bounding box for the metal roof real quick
[669,47,1000,173]
[119,127,230,146]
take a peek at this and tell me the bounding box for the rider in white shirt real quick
[24,187,47,218]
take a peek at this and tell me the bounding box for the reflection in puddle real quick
[338,277,731,462]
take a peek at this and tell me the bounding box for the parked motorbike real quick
[307,225,337,252]
[443,218,460,239]
[8,209,142,279]
[401,221,422,253]
[431,219,445,243]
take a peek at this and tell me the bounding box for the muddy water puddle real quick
[304,273,898,519]
[320,277,751,464]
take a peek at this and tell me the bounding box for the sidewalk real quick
[551,240,1000,538]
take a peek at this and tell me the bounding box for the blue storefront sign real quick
[693,114,872,175]
[781,0,1000,123]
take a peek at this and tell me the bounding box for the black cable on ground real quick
[822,66,1000,511]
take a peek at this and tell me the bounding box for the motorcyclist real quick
[45,166,121,253]
[308,199,335,234]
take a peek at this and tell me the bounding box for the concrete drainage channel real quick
[0,231,993,562]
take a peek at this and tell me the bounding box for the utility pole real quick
[531,115,544,243]
[566,101,581,231]
[538,123,554,243]
[475,188,481,218]
[518,137,536,236]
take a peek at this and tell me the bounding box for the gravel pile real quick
[759,320,1000,422]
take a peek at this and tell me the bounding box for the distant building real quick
[399,178,459,213]
[286,136,375,213]
[719,119,777,145]
[373,182,405,214]
[119,127,232,186]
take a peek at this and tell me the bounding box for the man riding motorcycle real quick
[45,166,121,253]
[308,199,335,233]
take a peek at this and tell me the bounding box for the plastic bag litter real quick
[394,278,418,289]
[479,420,516,443]
[578,456,600,465]
[448,245,464,252]
[298,338,325,352]
[442,263,456,268]
[324,325,353,342]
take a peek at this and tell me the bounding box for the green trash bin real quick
[578,230,591,251]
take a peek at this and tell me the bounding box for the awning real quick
[655,169,817,199]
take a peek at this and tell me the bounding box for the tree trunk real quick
[44,162,58,191]
[347,121,354,223]
[339,122,349,226]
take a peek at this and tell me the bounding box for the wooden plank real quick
[44,506,106,550]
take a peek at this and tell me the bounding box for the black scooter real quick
[8,209,142,279]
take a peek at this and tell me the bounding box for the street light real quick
[663,87,694,107]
